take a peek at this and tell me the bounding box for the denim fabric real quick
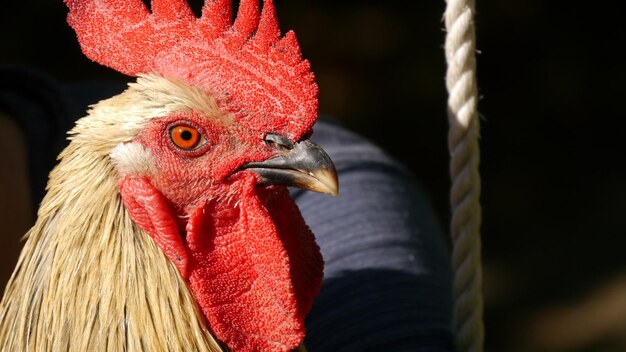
[296,120,454,351]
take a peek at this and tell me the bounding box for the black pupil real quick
[181,130,193,141]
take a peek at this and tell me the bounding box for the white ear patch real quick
[110,142,156,177]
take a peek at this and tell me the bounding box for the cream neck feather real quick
[0,75,225,351]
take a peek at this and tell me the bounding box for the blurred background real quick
[2,1,626,351]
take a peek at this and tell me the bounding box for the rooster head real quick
[64,0,337,351]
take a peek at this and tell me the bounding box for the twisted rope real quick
[444,0,484,351]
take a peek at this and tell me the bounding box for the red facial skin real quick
[118,112,323,352]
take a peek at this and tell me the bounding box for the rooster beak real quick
[242,135,339,196]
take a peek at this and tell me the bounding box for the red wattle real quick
[119,176,324,352]
[119,176,189,277]
[185,185,323,352]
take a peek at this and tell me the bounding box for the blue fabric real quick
[1,67,455,351]
[297,120,454,351]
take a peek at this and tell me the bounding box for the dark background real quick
[2,1,626,351]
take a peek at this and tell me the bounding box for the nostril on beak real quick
[264,134,295,151]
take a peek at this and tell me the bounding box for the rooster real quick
[0,0,338,351]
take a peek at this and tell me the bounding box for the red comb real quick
[65,0,318,139]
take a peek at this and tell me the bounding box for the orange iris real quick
[170,125,201,150]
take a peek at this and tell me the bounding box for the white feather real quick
[110,142,156,177]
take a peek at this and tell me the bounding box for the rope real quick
[443,0,484,351]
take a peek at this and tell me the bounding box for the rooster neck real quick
[0,139,224,351]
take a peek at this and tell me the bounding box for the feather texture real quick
[0,76,225,351]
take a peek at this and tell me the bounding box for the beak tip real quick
[315,170,339,197]
[329,182,339,197]
[325,187,339,197]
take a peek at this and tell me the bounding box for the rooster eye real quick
[170,125,202,150]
